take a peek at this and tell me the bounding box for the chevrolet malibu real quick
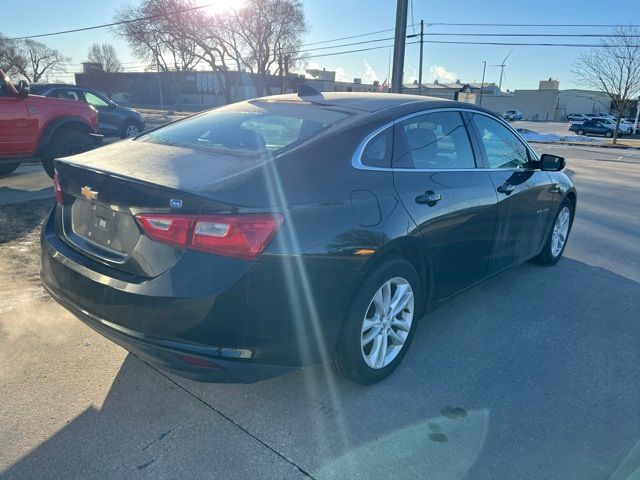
[41,92,576,384]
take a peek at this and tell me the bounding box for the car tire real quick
[532,198,574,266]
[605,131,613,138]
[121,120,141,138]
[577,129,585,135]
[41,129,95,178]
[0,162,20,177]
[334,258,421,385]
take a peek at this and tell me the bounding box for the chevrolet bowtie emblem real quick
[81,186,98,202]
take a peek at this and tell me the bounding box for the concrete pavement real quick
[1,145,639,479]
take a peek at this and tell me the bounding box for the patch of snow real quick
[519,131,605,144]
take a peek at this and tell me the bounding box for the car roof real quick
[30,83,77,89]
[252,92,499,123]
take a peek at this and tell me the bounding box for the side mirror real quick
[539,153,565,171]
[17,80,30,98]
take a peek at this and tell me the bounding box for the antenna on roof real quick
[297,85,322,97]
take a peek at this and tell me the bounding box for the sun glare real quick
[199,0,245,15]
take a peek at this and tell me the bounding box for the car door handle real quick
[497,183,515,195]
[415,191,442,206]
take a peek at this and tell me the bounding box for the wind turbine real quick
[491,49,513,92]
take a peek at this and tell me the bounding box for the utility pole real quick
[479,61,486,106]
[634,96,640,135]
[418,19,424,95]
[391,0,409,93]
[157,57,164,109]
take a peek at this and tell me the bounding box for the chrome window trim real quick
[351,106,539,173]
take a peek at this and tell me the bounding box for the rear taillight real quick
[53,172,63,204]
[135,213,283,260]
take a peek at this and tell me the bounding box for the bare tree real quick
[84,43,123,98]
[572,26,640,144]
[0,34,21,77]
[113,0,200,110]
[231,0,307,95]
[2,39,69,83]
[86,43,123,73]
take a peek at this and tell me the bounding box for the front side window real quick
[471,114,530,169]
[393,111,476,169]
[83,91,110,108]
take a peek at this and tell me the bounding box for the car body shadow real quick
[3,257,640,480]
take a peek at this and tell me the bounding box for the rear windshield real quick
[139,100,351,156]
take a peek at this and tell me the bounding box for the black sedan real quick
[41,92,576,384]
[29,84,145,138]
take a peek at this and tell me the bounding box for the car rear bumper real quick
[42,281,295,383]
[40,208,361,381]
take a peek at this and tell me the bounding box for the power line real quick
[427,22,640,28]
[299,25,416,48]
[298,38,619,61]
[424,32,640,37]
[5,3,215,41]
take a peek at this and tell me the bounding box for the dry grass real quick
[0,199,55,312]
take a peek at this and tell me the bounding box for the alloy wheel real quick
[360,277,414,369]
[551,206,571,257]
[125,124,140,137]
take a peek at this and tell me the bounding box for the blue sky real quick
[1,0,637,90]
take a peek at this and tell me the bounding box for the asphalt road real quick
[0,144,639,479]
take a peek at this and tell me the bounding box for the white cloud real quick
[429,65,457,83]
[361,60,378,84]
[335,67,347,82]
[404,65,418,84]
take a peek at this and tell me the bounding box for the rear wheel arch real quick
[359,238,434,317]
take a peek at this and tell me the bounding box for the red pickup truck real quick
[0,70,100,177]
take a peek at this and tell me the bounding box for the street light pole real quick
[479,61,486,106]
[418,19,424,96]
[391,0,409,93]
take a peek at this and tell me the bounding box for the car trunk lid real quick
[54,140,263,278]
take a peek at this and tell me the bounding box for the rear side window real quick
[393,111,476,169]
[53,89,81,101]
[360,128,393,168]
[471,114,529,169]
[140,101,350,156]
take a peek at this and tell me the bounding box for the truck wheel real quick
[41,129,94,178]
[0,162,20,177]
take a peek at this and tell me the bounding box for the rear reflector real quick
[53,172,63,204]
[177,354,221,368]
[135,213,283,260]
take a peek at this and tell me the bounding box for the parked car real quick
[0,70,100,177]
[29,84,145,138]
[502,110,523,121]
[597,117,633,134]
[567,113,589,123]
[569,118,623,138]
[41,92,576,385]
